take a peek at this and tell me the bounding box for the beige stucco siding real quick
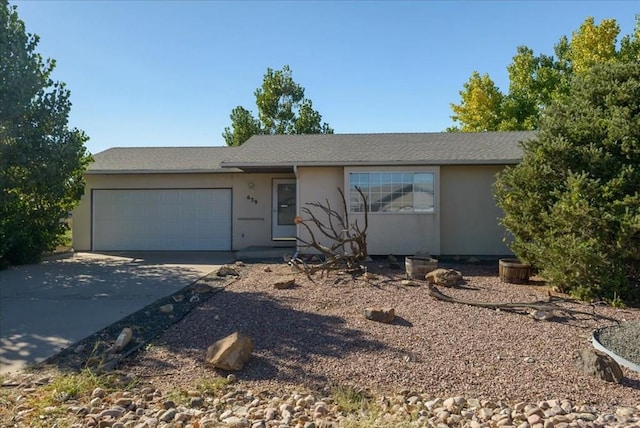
[72,172,294,251]
[232,173,296,249]
[440,165,511,256]
[76,164,512,255]
[296,166,344,253]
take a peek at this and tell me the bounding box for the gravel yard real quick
[124,260,640,412]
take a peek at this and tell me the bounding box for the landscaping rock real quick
[217,266,240,277]
[364,307,395,323]
[572,348,623,383]
[206,332,254,371]
[530,309,555,321]
[158,304,174,314]
[273,277,296,289]
[114,328,132,352]
[425,268,462,287]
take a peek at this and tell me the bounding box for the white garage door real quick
[92,189,231,251]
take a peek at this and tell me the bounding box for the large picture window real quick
[349,172,435,213]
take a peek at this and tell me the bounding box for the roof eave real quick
[221,159,521,168]
[85,168,241,175]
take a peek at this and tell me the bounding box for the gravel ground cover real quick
[124,260,640,411]
[2,259,639,428]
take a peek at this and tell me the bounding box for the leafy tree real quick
[449,71,503,132]
[222,106,261,148]
[450,16,640,132]
[494,62,640,303]
[0,1,91,267]
[222,65,333,146]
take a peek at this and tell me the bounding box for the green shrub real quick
[495,63,640,303]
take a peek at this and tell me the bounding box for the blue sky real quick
[10,1,638,154]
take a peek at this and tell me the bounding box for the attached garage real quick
[92,189,232,251]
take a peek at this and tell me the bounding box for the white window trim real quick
[345,166,439,215]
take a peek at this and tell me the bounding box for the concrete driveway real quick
[0,251,234,375]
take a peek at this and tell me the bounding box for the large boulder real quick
[572,348,623,383]
[425,268,462,287]
[206,332,254,371]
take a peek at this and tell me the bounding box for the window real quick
[349,172,435,213]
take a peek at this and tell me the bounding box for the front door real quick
[272,179,297,240]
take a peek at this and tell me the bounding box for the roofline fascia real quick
[85,168,242,175]
[221,159,522,168]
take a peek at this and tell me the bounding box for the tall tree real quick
[0,1,91,266]
[449,71,503,132]
[494,62,640,303]
[568,17,620,74]
[449,15,640,132]
[223,65,333,146]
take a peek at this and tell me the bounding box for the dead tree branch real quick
[294,186,368,277]
[426,283,621,323]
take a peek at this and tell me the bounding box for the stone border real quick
[33,269,239,373]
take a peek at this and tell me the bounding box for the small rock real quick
[524,356,535,363]
[443,397,465,412]
[189,295,200,303]
[172,294,185,302]
[222,416,248,427]
[364,307,395,323]
[235,260,245,267]
[575,412,597,421]
[273,278,296,289]
[190,397,204,408]
[264,267,272,273]
[220,409,234,419]
[99,407,125,419]
[91,388,106,399]
[114,328,133,352]
[115,397,132,407]
[527,414,542,425]
[616,407,635,419]
[159,408,177,422]
[401,280,420,287]
[159,304,174,314]
[530,310,554,321]
[217,266,240,277]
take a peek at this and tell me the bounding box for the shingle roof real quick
[87,131,537,174]
[221,131,536,168]
[87,147,240,174]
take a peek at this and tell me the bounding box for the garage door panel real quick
[93,189,231,251]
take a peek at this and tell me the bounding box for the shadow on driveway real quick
[0,252,233,375]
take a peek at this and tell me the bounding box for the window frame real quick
[348,170,436,214]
